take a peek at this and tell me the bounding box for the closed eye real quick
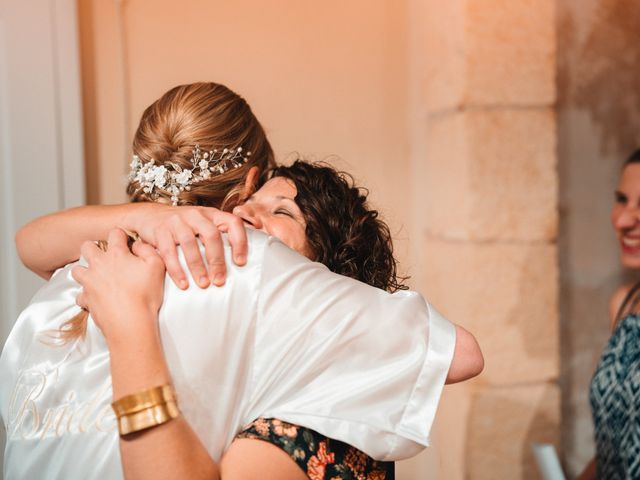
[274,209,294,218]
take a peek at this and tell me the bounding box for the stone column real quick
[412,1,560,478]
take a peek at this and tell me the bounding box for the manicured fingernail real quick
[199,276,210,288]
[213,273,226,286]
[179,279,189,290]
[235,255,246,265]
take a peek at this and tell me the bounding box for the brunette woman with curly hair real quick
[260,161,406,293]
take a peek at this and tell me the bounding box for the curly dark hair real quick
[264,160,408,292]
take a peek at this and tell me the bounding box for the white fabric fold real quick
[1,229,455,479]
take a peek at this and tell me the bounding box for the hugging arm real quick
[106,335,305,480]
[447,325,484,384]
[16,204,135,280]
[72,229,305,480]
[16,203,248,289]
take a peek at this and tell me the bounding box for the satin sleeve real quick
[246,237,456,461]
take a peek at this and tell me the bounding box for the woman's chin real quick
[620,252,640,270]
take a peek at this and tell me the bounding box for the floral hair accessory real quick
[128,145,251,205]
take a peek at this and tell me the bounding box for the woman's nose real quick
[615,206,640,229]
[233,204,263,229]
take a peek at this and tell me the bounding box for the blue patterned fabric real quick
[590,314,640,479]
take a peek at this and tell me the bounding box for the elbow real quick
[14,224,32,267]
[446,325,484,384]
[464,328,484,379]
[467,337,484,379]
[15,224,52,280]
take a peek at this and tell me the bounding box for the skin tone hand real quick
[129,167,259,289]
[72,229,165,343]
[125,204,249,290]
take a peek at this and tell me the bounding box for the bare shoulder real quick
[609,283,636,330]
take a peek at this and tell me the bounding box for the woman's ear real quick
[240,167,259,201]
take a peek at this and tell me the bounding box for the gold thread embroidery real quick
[7,368,117,440]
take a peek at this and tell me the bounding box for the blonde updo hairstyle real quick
[127,82,274,209]
[57,82,274,343]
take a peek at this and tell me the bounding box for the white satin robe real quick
[0,229,455,479]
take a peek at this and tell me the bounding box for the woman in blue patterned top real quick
[579,149,640,480]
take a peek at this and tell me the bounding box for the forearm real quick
[16,204,148,278]
[120,417,220,480]
[107,317,219,480]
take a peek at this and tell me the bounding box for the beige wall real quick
[79,0,411,262]
[414,1,560,478]
[78,1,563,478]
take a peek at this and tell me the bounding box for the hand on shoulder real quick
[124,202,249,290]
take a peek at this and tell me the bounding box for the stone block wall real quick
[424,110,557,242]
[413,1,560,477]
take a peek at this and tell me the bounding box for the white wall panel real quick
[0,1,84,473]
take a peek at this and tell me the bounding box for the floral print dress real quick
[237,418,395,480]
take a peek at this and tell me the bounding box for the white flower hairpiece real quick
[128,145,251,205]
